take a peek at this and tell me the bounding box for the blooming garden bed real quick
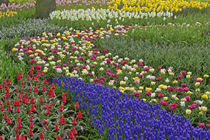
[0,0,210,139]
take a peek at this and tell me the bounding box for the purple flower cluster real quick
[53,76,210,140]
[0,2,35,11]
[56,0,108,6]
[206,30,210,35]
[0,0,108,11]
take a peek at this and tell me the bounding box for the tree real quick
[35,0,56,18]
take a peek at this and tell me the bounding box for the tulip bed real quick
[0,67,96,139]
[0,0,210,139]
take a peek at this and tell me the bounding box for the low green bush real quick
[0,18,68,41]
[95,33,210,75]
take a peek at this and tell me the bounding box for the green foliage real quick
[95,29,210,74]
[0,9,35,29]
[0,19,68,41]
[0,39,26,83]
[9,0,34,4]
[127,24,210,45]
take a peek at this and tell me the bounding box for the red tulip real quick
[7,118,12,124]
[37,70,40,77]
[14,100,21,106]
[8,105,12,111]
[51,83,55,89]
[24,92,29,99]
[30,65,34,71]
[30,116,33,122]
[21,79,24,85]
[3,114,7,120]
[184,96,191,101]
[56,136,61,140]
[27,75,30,81]
[35,78,39,83]
[43,104,48,109]
[39,97,44,102]
[68,131,74,139]
[16,88,19,93]
[39,132,44,139]
[48,88,54,96]
[169,103,178,110]
[44,125,49,130]
[54,124,59,131]
[168,87,174,92]
[28,129,33,136]
[28,109,32,115]
[17,122,22,129]
[17,116,21,123]
[33,87,39,92]
[1,106,5,111]
[16,107,21,113]
[0,84,2,89]
[31,104,37,112]
[30,122,34,129]
[46,108,51,115]
[16,133,20,140]
[76,111,82,119]
[42,86,47,92]
[6,99,10,105]
[18,94,22,102]
[158,93,164,98]
[72,118,77,125]
[43,79,48,84]
[72,127,78,135]
[17,73,22,80]
[160,100,167,106]
[58,105,63,112]
[156,76,162,81]
[30,97,35,104]
[15,125,19,132]
[62,92,66,104]
[75,102,79,109]
[43,119,47,124]
[8,80,11,85]
[21,134,25,140]
[4,93,9,99]
[60,115,65,125]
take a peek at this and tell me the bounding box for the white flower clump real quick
[50,9,173,21]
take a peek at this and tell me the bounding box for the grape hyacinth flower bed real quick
[0,66,88,139]
[53,76,210,139]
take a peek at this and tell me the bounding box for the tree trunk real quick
[0,0,9,5]
[35,0,56,18]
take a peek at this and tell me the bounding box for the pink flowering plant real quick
[11,25,209,128]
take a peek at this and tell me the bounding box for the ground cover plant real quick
[0,19,68,40]
[0,0,210,139]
